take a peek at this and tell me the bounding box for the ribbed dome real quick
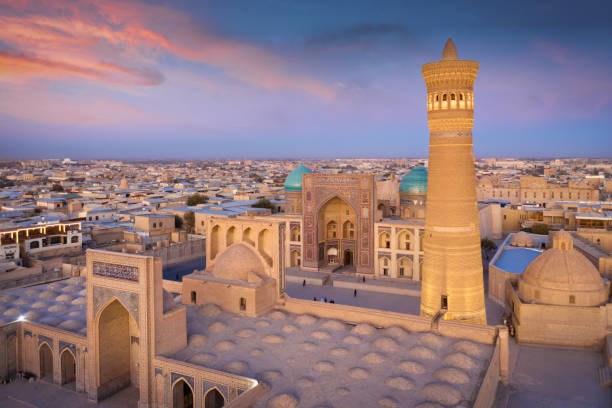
[399,167,428,194]
[519,231,609,306]
[284,165,312,192]
[210,243,266,283]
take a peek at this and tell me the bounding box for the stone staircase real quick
[597,366,612,388]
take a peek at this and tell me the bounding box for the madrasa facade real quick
[278,165,428,281]
[0,40,530,408]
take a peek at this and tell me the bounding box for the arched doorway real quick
[344,249,353,266]
[98,299,138,394]
[61,349,76,390]
[172,379,194,408]
[39,343,53,381]
[211,225,221,260]
[290,250,301,267]
[317,197,356,266]
[204,387,225,408]
[7,335,16,378]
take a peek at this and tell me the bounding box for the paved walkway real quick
[163,257,205,281]
[285,282,421,314]
[0,380,138,407]
[505,344,612,407]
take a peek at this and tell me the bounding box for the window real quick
[399,267,404,276]
[50,236,62,245]
[95,216,99,220]
[327,221,337,239]
[435,95,439,101]
[159,222,163,227]
[153,223,157,228]
[240,297,247,311]
[71,236,79,243]
[450,93,456,101]
[569,295,575,304]
[346,210,350,216]
[441,295,448,310]
[503,215,507,220]
[30,241,39,249]
[191,291,197,304]
[442,94,447,101]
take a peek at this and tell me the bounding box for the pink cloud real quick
[0,0,334,99]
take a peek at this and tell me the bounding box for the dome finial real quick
[442,38,458,61]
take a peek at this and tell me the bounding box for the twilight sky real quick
[1,0,611,159]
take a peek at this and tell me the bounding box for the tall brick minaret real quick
[419,39,487,324]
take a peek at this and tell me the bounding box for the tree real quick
[252,198,274,209]
[51,183,64,192]
[186,194,207,206]
[183,211,195,233]
[531,223,549,235]
[481,237,498,253]
[174,215,184,229]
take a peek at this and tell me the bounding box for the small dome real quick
[210,243,266,282]
[284,165,313,192]
[519,231,609,306]
[399,167,428,194]
[510,231,534,248]
[442,38,458,61]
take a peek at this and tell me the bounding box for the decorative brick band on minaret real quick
[419,39,487,324]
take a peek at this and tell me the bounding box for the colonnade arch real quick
[39,342,53,381]
[172,378,194,408]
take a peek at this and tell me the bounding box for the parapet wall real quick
[473,336,501,408]
[281,296,432,333]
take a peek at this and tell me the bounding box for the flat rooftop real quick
[492,247,542,274]
[172,304,494,407]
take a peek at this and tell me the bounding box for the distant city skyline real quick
[1,0,611,159]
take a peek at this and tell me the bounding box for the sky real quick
[0,0,611,160]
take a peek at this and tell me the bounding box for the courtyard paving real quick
[0,380,138,407]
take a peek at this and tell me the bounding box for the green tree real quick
[51,183,64,192]
[183,211,195,233]
[186,194,207,206]
[252,198,273,209]
[174,215,184,229]
[481,237,498,253]
[531,223,549,235]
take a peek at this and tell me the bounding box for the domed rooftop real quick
[519,231,609,306]
[209,243,266,283]
[399,167,428,194]
[284,165,312,192]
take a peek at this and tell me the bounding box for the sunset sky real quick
[1,0,611,159]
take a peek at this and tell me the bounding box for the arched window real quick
[379,257,390,276]
[343,221,354,239]
[290,227,300,242]
[442,94,447,101]
[30,241,40,249]
[190,291,197,304]
[450,93,456,100]
[71,236,79,243]
[379,232,390,249]
[327,221,337,239]
[398,231,411,250]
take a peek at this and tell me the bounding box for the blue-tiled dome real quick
[284,165,312,191]
[399,167,428,194]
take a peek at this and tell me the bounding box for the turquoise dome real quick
[399,167,428,194]
[284,165,312,191]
